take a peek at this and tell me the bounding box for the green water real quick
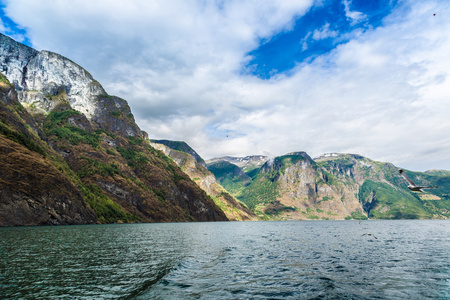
[1,220,449,299]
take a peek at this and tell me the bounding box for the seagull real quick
[362,233,377,239]
[399,169,438,192]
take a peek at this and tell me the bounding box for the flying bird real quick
[399,169,438,192]
[362,233,377,239]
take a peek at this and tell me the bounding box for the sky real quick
[1,0,449,172]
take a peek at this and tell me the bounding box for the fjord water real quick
[1,221,448,299]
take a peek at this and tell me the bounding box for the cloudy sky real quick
[1,0,449,171]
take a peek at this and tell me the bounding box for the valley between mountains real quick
[0,33,448,226]
[156,143,450,220]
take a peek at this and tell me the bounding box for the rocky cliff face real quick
[0,34,141,138]
[210,152,450,220]
[0,34,228,225]
[152,140,207,167]
[0,74,97,226]
[151,141,256,221]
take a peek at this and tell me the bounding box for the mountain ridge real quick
[1,33,448,225]
[150,141,256,221]
[0,33,228,226]
[207,151,450,220]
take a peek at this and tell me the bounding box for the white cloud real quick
[0,18,5,33]
[342,0,367,26]
[312,23,339,40]
[0,13,27,43]
[3,0,450,171]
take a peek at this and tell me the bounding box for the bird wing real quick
[416,186,438,189]
[399,169,417,186]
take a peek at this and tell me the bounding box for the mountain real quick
[150,141,257,221]
[206,160,252,198]
[0,73,97,225]
[207,155,268,172]
[151,139,206,166]
[0,33,228,226]
[425,169,450,176]
[209,152,450,220]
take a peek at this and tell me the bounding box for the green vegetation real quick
[44,110,101,148]
[45,109,80,127]
[238,168,279,210]
[425,169,450,176]
[0,73,11,85]
[127,135,144,146]
[151,139,206,165]
[77,157,120,178]
[210,150,450,220]
[116,145,149,167]
[317,170,340,186]
[208,161,250,197]
[306,214,320,220]
[244,167,261,179]
[80,184,138,223]
[48,126,101,147]
[106,148,116,155]
[318,196,333,203]
[359,180,430,219]
[351,211,368,220]
[264,201,296,215]
[0,121,47,156]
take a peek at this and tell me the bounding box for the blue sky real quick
[0,3,30,45]
[1,0,449,171]
[246,0,399,78]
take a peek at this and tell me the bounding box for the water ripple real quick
[0,220,449,299]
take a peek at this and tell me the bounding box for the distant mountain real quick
[209,152,450,220]
[151,139,206,166]
[0,33,227,226]
[207,155,268,172]
[425,169,450,176]
[151,141,257,221]
[207,160,252,198]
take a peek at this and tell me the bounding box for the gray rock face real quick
[0,79,97,226]
[206,155,269,170]
[0,33,142,137]
[0,34,37,83]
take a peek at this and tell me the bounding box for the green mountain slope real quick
[209,152,450,220]
[207,160,252,198]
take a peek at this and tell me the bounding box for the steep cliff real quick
[0,34,228,225]
[152,139,207,166]
[0,34,141,138]
[210,152,450,220]
[0,74,97,225]
[151,141,256,221]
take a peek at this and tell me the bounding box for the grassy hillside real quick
[209,152,450,220]
[207,161,252,198]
